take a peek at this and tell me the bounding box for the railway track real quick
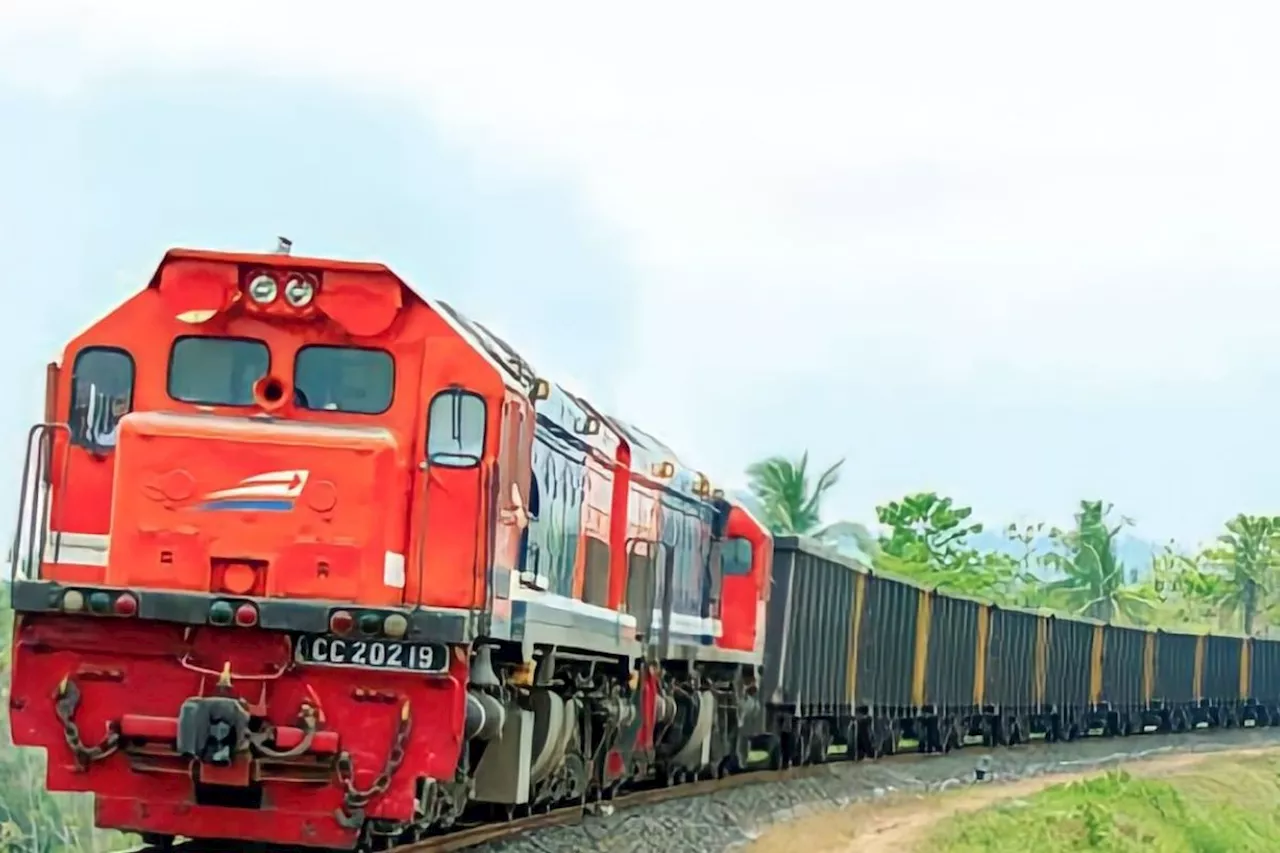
[125,754,896,853]
[124,725,1269,853]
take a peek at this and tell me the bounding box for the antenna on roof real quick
[275,236,293,255]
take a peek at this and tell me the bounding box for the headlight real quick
[247,274,278,304]
[283,275,315,308]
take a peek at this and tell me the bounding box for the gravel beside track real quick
[475,727,1280,853]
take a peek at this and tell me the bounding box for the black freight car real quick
[921,591,985,751]
[1042,615,1098,740]
[1249,637,1280,725]
[856,569,923,756]
[1201,634,1245,726]
[760,536,925,763]
[983,604,1043,745]
[1098,623,1150,736]
[1153,629,1201,731]
[760,536,862,765]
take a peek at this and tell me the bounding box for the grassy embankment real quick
[930,751,1280,852]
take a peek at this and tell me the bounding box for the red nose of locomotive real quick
[105,410,404,605]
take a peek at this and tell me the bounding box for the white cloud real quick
[4,0,1280,538]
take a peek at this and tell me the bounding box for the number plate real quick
[293,635,449,674]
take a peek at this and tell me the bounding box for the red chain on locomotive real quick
[7,245,773,849]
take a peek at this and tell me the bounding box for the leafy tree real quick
[874,493,1035,604]
[1042,500,1155,623]
[745,453,844,536]
[1199,514,1280,635]
[876,493,983,568]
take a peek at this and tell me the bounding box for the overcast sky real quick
[2,1,1279,547]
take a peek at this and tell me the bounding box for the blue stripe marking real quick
[198,499,295,512]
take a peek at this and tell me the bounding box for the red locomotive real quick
[7,244,773,849]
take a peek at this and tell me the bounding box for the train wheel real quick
[941,719,954,753]
[990,715,1008,747]
[790,727,808,767]
[793,722,810,766]
[953,718,967,751]
[1172,709,1187,733]
[844,719,861,762]
[926,718,944,754]
[1044,715,1061,744]
[807,721,831,765]
[766,736,784,770]
[860,718,882,760]
[1007,716,1024,746]
[780,730,800,768]
[877,718,898,757]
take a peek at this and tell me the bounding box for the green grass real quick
[930,753,1280,852]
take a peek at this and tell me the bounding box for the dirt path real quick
[744,745,1280,853]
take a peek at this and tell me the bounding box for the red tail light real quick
[113,593,138,617]
[329,610,354,635]
[234,603,259,627]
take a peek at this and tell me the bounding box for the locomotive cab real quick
[21,248,523,614]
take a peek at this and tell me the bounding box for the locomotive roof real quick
[146,248,520,392]
[147,248,397,284]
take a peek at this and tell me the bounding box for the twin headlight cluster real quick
[246,272,316,308]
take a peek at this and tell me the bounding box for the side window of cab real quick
[722,537,754,576]
[426,389,487,468]
[69,347,135,452]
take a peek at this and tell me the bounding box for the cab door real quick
[45,346,135,584]
[493,391,534,587]
[717,506,769,653]
[411,385,490,610]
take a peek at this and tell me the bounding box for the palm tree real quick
[1200,514,1280,635]
[745,452,844,536]
[1042,500,1155,623]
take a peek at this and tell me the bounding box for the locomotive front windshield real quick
[165,337,394,415]
[294,345,393,414]
[168,336,269,406]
